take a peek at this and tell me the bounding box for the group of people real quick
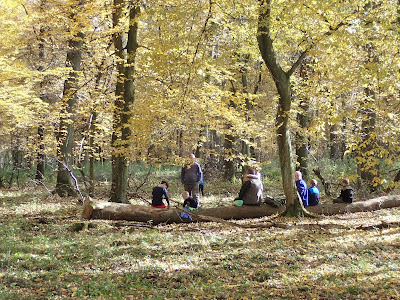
[151,153,354,209]
[151,153,202,210]
[295,170,354,206]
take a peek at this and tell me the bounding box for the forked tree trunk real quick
[257,0,306,216]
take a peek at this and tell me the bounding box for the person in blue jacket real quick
[295,171,308,206]
[308,179,320,206]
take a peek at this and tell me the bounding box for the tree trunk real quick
[55,28,84,197]
[82,196,400,224]
[110,2,139,203]
[88,111,97,197]
[257,0,306,216]
[329,122,339,160]
[358,87,378,191]
[295,61,311,180]
[110,0,126,203]
[10,145,23,188]
[83,201,285,224]
[35,125,45,182]
[223,134,236,181]
[296,105,309,180]
[36,23,46,182]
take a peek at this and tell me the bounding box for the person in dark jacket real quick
[151,180,170,208]
[181,154,203,203]
[295,171,308,206]
[308,179,320,206]
[182,191,198,209]
[234,167,263,206]
[333,179,354,203]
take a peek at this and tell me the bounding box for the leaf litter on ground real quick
[0,187,399,299]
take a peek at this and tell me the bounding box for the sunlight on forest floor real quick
[0,188,399,299]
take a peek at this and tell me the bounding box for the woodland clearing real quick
[1,187,399,300]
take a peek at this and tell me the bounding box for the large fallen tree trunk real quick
[82,200,286,225]
[307,195,400,215]
[82,195,400,225]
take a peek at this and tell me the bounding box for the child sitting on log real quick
[182,191,198,210]
[151,180,170,208]
[333,179,354,204]
[308,179,320,206]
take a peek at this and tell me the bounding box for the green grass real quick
[1,188,400,299]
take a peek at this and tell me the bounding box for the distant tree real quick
[55,1,85,197]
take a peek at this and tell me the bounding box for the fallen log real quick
[82,200,285,225]
[82,195,400,224]
[307,195,400,215]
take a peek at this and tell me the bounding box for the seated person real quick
[151,180,170,208]
[308,179,320,206]
[295,171,308,206]
[333,179,354,203]
[234,167,263,206]
[245,166,264,193]
[182,191,198,209]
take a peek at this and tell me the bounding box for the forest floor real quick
[0,187,399,299]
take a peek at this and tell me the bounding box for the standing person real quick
[199,173,205,196]
[295,171,308,206]
[234,167,263,206]
[333,179,354,203]
[308,179,320,206]
[151,180,170,208]
[181,153,202,203]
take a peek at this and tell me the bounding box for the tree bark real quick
[88,111,96,197]
[223,134,236,181]
[55,27,84,197]
[295,61,311,180]
[296,104,309,180]
[36,23,46,182]
[83,201,285,224]
[82,195,400,224]
[358,87,378,191]
[35,125,45,182]
[110,2,139,203]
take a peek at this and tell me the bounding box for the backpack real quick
[264,196,286,207]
